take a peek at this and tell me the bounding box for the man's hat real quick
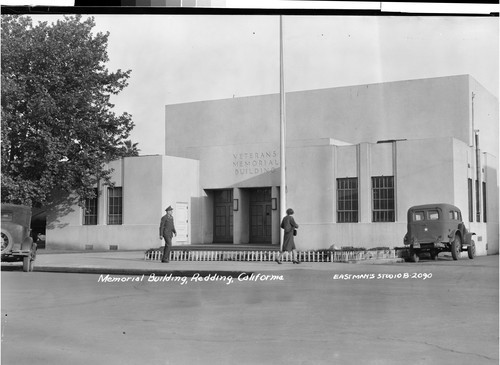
[165,206,173,211]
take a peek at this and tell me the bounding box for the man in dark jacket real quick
[159,206,176,263]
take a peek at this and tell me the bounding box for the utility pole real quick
[279,15,287,250]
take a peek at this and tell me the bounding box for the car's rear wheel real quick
[430,249,438,260]
[1,230,13,254]
[451,235,461,260]
[467,241,476,259]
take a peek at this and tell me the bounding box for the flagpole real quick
[279,15,287,251]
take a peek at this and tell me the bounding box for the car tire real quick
[451,235,461,261]
[430,250,438,260]
[1,230,13,254]
[467,241,476,259]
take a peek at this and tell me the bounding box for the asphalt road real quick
[1,255,498,365]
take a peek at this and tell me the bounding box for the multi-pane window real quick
[372,176,395,222]
[83,188,98,225]
[107,187,123,225]
[337,178,358,223]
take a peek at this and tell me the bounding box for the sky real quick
[27,13,499,156]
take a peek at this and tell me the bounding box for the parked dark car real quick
[404,203,476,262]
[1,204,37,272]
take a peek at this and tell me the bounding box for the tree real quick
[1,15,137,207]
[119,139,140,157]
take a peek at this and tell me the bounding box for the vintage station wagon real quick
[404,203,476,262]
[1,204,37,272]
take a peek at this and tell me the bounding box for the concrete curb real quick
[352,258,406,265]
[2,250,406,275]
[29,257,405,275]
[33,266,252,277]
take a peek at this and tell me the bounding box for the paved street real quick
[1,255,498,365]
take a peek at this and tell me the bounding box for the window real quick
[468,178,473,222]
[449,210,460,221]
[337,178,358,223]
[428,210,439,220]
[372,176,395,222]
[482,182,487,222]
[1,211,13,222]
[107,187,123,225]
[413,211,424,221]
[83,188,98,225]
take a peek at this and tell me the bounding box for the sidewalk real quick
[2,250,403,275]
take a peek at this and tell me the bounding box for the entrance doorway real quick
[249,188,272,243]
[175,202,189,244]
[213,189,233,243]
[31,211,46,249]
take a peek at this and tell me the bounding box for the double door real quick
[213,188,273,244]
[249,188,272,243]
[213,190,233,243]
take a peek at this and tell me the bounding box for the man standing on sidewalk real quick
[159,206,176,263]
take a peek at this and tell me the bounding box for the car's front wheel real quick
[451,235,462,260]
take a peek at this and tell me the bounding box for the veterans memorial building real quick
[46,75,499,255]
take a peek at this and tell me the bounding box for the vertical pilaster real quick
[272,186,280,245]
[358,143,371,223]
[233,188,242,244]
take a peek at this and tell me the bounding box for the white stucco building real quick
[46,75,499,255]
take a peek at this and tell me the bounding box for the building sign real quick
[233,150,279,176]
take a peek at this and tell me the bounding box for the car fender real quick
[448,229,462,243]
[463,232,476,245]
[21,236,34,251]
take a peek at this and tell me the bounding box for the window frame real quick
[107,187,123,225]
[336,177,359,223]
[83,188,98,225]
[371,176,395,222]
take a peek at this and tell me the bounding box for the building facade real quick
[46,75,499,254]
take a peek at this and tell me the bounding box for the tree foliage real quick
[1,15,136,207]
[119,139,140,157]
